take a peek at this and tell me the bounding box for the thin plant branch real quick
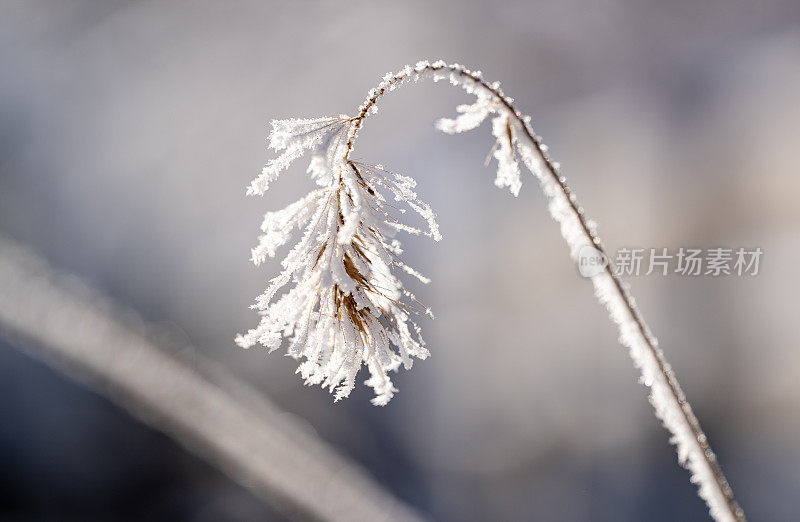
[240,61,745,521]
[0,236,424,522]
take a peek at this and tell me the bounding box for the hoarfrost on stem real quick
[237,60,745,522]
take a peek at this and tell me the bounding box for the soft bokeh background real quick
[2,1,799,520]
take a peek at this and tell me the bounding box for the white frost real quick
[236,62,746,522]
[239,117,438,405]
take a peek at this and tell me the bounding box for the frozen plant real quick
[238,61,745,521]
[236,114,440,406]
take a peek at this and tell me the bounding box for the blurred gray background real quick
[1,1,799,520]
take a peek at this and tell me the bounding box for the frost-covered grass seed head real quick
[237,61,524,405]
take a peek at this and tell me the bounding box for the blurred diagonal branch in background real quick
[0,236,423,522]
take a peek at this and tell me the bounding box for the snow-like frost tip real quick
[240,108,444,404]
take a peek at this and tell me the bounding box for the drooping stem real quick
[344,62,745,522]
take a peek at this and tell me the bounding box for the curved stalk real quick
[344,62,745,522]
